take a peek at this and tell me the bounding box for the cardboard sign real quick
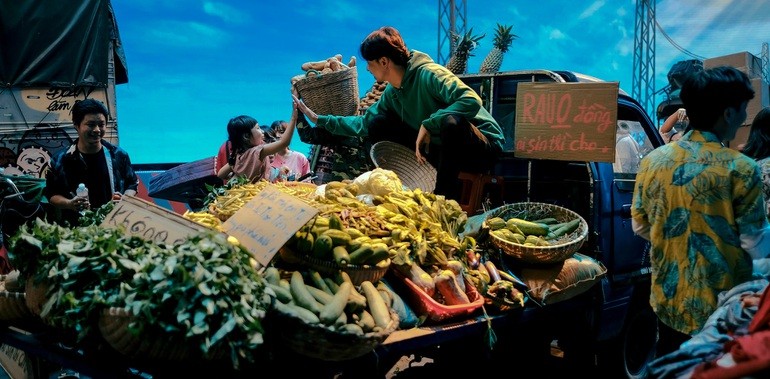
[101,196,213,246]
[0,343,32,379]
[514,82,619,162]
[222,185,318,267]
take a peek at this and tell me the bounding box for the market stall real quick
[0,169,605,378]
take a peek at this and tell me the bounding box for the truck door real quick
[607,99,659,283]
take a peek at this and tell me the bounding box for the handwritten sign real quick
[514,82,618,162]
[101,196,214,245]
[222,185,318,267]
[0,343,32,379]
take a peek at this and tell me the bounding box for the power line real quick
[653,15,706,61]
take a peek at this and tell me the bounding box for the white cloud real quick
[549,28,567,40]
[144,21,228,49]
[579,0,606,20]
[203,2,249,24]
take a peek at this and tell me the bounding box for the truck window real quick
[613,120,653,175]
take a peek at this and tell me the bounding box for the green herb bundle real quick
[8,219,270,367]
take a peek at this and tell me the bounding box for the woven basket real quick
[485,202,588,264]
[24,277,49,318]
[0,272,30,320]
[370,141,437,193]
[294,68,360,116]
[0,273,30,321]
[269,307,398,361]
[98,307,225,361]
[278,247,390,286]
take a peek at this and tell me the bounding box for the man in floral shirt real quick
[631,66,770,358]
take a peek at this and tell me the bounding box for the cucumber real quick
[312,234,334,259]
[506,218,550,236]
[290,271,323,314]
[550,218,581,239]
[309,270,333,294]
[263,266,281,285]
[266,283,292,304]
[532,217,558,225]
[363,244,390,266]
[348,243,374,265]
[332,246,350,267]
[361,281,391,329]
[319,281,352,325]
[273,301,320,324]
[306,285,333,305]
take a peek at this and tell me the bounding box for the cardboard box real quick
[729,78,769,150]
[704,51,763,79]
[746,78,770,125]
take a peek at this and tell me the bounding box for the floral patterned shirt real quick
[631,130,765,335]
[757,156,770,219]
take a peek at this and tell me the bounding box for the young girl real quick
[217,103,297,183]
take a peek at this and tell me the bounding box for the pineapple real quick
[445,28,485,75]
[479,24,517,74]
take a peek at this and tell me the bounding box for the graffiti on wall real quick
[0,86,109,178]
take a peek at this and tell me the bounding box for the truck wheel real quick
[621,305,657,378]
[597,300,657,379]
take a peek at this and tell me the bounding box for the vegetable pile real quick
[8,219,270,367]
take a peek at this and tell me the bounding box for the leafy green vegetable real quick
[78,201,115,226]
[7,219,270,368]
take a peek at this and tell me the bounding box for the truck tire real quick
[597,295,657,379]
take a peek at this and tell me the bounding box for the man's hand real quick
[292,94,319,124]
[415,125,431,164]
[71,196,89,211]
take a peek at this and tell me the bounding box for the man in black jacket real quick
[45,98,138,225]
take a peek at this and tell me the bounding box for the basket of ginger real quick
[292,54,359,117]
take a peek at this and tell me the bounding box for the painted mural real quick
[0,86,117,179]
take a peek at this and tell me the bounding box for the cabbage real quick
[353,168,403,196]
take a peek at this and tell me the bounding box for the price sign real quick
[514,82,619,162]
[101,196,215,245]
[222,185,318,267]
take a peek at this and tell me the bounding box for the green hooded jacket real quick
[316,50,504,152]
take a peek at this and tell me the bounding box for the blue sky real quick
[111,0,770,164]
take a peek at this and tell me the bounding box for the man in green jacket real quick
[293,26,504,201]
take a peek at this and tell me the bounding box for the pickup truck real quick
[136,69,662,378]
[452,70,660,378]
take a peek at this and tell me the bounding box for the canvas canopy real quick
[0,0,128,87]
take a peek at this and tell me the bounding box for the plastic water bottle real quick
[76,183,89,215]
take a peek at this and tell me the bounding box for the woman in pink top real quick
[217,103,297,183]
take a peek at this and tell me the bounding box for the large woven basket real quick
[370,141,437,193]
[269,307,398,361]
[278,247,390,286]
[98,307,225,361]
[485,202,588,264]
[294,68,360,116]
[0,271,31,320]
